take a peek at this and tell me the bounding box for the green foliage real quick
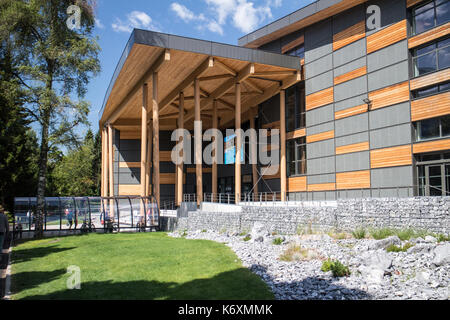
[272,237,283,245]
[369,228,396,240]
[436,234,450,243]
[386,243,414,253]
[243,235,251,242]
[352,228,367,239]
[369,228,439,241]
[321,259,351,277]
[201,229,207,233]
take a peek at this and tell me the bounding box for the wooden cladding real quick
[282,35,305,53]
[187,167,212,173]
[410,68,450,91]
[119,162,141,168]
[370,145,413,169]
[336,170,371,190]
[411,91,450,122]
[286,128,306,140]
[307,183,336,192]
[407,0,426,8]
[408,22,450,49]
[160,151,173,162]
[368,81,410,110]
[335,142,370,155]
[367,20,407,54]
[160,173,186,185]
[120,131,140,140]
[333,21,365,51]
[288,176,307,192]
[307,130,335,144]
[413,138,450,154]
[335,104,368,120]
[118,184,141,196]
[306,87,334,111]
[334,66,367,86]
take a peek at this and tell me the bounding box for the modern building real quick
[100,0,450,206]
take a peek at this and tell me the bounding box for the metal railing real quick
[13,196,159,234]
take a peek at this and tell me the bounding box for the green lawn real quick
[10,233,273,300]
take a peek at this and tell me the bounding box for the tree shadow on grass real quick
[11,269,67,293]
[12,246,76,264]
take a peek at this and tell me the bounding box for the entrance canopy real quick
[99,29,303,131]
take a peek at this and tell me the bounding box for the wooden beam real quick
[176,92,184,206]
[140,84,148,202]
[215,59,237,76]
[159,56,214,115]
[244,79,264,93]
[235,82,241,204]
[152,72,160,206]
[198,74,234,81]
[212,100,218,198]
[194,79,203,205]
[252,71,298,77]
[104,49,170,126]
[280,89,287,202]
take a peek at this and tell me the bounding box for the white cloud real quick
[207,20,224,35]
[232,0,273,33]
[95,18,104,29]
[112,11,160,33]
[171,3,198,22]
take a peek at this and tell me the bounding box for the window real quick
[412,0,450,35]
[416,152,450,196]
[287,137,306,177]
[286,83,306,132]
[412,37,450,77]
[412,81,450,98]
[286,44,305,59]
[415,115,450,141]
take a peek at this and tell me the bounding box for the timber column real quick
[152,72,160,206]
[212,100,218,199]
[194,79,202,206]
[140,84,148,217]
[280,90,287,201]
[235,82,241,204]
[108,124,115,218]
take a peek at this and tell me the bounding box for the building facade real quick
[100,0,450,205]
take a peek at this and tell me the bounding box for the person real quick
[0,205,10,250]
[65,208,73,230]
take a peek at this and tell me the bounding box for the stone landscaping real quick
[169,224,450,300]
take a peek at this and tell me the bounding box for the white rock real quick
[369,236,401,250]
[432,243,450,267]
[415,271,430,283]
[360,250,393,271]
[424,235,437,243]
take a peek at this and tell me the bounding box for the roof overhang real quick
[238,0,367,49]
[100,29,303,131]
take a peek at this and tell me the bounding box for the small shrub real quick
[239,230,249,236]
[396,229,419,241]
[243,235,251,242]
[352,228,367,239]
[369,228,396,240]
[181,230,188,237]
[279,245,321,262]
[272,237,283,245]
[436,234,450,243]
[201,229,207,233]
[386,242,414,253]
[321,259,351,277]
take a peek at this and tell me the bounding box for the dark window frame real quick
[411,80,450,99]
[415,114,450,141]
[286,83,306,132]
[412,37,450,78]
[411,0,450,36]
[285,44,305,59]
[287,137,307,177]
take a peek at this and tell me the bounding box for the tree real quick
[0,0,100,237]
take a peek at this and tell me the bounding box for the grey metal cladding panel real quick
[305,43,333,64]
[305,19,332,48]
[306,104,334,127]
[368,61,409,92]
[371,166,413,188]
[134,29,169,48]
[370,124,412,149]
[212,42,252,61]
[238,36,248,47]
[118,172,140,185]
[119,139,140,151]
[307,156,336,175]
[307,121,335,135]
[333,4,364,35]
[334,94,368,112]
[305,71,333,95]
[289,2,318,24]
[119,167,140,176]
[367,40,408,73]
[260,40,281,54]
[369,102,411,130]
[334,57,366,78]
[281,30,303,48]
[252,50,300,69]
[334,76,368,102]
[307,139,335,159]
[307,174,336,184]
[267,15,291,34]
[305,54,333,79]
[333,38,366,67]
[335,131,369,147]
[169,35,212,55]
[248,26,269,44]
[119,150,141,162]
[366,0,406,35]
[336,151,370,173]
[317,0,342,11]
[335,113,369,137]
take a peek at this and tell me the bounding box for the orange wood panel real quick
[307,130,335,144]
[336,170,371,190]
[335,142,370,155]
[335,104,368,120]
[119,162,141,168]
[333,20,365,51]
[367,20,407,54]
[288,176,307,192]
[307,183,336,192]
[413,138,450,154]
[282,35,305,53]
[187,167,212,173]
[160,151,173,162]
[407,0,426,8]
[118,185,141,196]
[120,131,140,140]
[306,87,334,111]
[368,81,410,110]
[370,145,413,169]
[286,128,306,140]
[334,66,367,86]
[408,22,450,49]
[411,92,450,121]
[410,68,450,91]
[160,173,186,185]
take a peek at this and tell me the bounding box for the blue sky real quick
[85,0,314,132]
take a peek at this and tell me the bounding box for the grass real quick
[386,243,415,253]
[368,228,449,241]
[272,238,283,245]
[352,228,367,239]
[10,233,273,300]
[243,235,251,242]
[279,245,322,262]
[321,259,351,278]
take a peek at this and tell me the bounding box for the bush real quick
[201,229,207,233]
[321,259,351,277]
[352,228,366,239]
[243,235,251,242]
[386,243,414,253]
[436,234,450,243]
[272,237,283,245]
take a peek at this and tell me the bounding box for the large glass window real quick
[287,137,306,177]
[286,83,306,132]
[286,44,305,59]
[412,81,450,98]
[416,153,450,196]
[415,115,450,141]
[412,37,450,77]
[412,0,450,35]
